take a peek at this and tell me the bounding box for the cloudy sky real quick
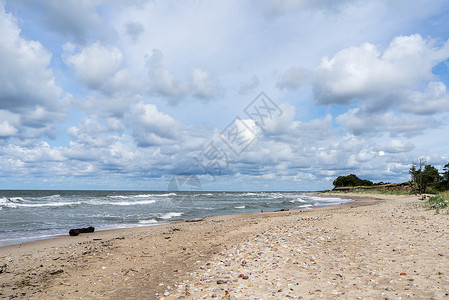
[1,0,449,191]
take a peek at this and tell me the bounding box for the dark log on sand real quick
[69,226,95,236]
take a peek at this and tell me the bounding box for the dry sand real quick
[0,193,448,299]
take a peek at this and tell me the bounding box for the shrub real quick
[333,174,373,188]
[424,191,449,214]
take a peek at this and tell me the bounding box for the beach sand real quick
[0,193,448,299]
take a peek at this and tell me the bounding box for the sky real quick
[1,0,449,191]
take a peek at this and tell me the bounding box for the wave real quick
[306,196,351,203]
[95,199,157,206]
[108,195,128,199]
[266,192,283,199]
[234,205,246,209]
[0,201,79,208]
[297,204,313,208]
[0,198,157,208]
[153,193,177,197]
[138,219,158,224]
[43,194,61,200]
[160,212,183,220]
[0,197,25,203]
[289,198,306,203]
[0,233,60,243]
[242,192,259,196]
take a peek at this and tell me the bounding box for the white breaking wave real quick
[101,199,156,206]
[297,204,313,208]
[290,198,306,203]
[242,192,258,196]
[138,219,158,224]
[108,195,128,199]
[234,206,246,209]
[160,212,183,219]
[43,194,61,199]
[133,194,156,198]
[267,192,283,199]
[0,199,78,208]
[3,197,24,203]
[153,193,177,197]
[0,198,157,208]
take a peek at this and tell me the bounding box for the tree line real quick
[332,160,449,194]
[409,159,449,194]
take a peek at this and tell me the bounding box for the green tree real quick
[410,159,443,193]
[423,165,441,183]
[443,162,449,190]
[333,174,373,188]
[409,159,426,194]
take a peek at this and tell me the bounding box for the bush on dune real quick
[425,191,449,214]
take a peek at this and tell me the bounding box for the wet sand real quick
[0,193,448,299]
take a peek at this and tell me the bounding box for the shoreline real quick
[1,192,447,299]
[0,192,353,249]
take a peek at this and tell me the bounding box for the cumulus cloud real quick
[146,49,221,104]
[401,81,449,115]
[312,34,449,107]
[127,102,179,147]
[63,42,141,94]
[190,67,221,100]
[278,34,449,137]
[146,49,189,102]
[0,3,66,139]
[262,103,334,142]
[336,108,441,137]
[381,139,415,154]
[0,120,18,137]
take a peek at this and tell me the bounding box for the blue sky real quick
[1,0,449,191]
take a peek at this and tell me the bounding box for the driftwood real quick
[185,217,206,223]
[69,226,95,236]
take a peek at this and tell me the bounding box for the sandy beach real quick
[0,193,448,299]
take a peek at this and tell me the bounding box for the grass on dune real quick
[328,188,412,196]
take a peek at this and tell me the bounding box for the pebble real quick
[157,197,449,299]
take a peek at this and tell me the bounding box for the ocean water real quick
[0,190,352,247]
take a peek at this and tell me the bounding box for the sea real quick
[0,190,352,247]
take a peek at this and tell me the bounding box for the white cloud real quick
[313,34,449,105]
[147,49,221,104]
[381,139,415,154]
[401,81,449,115]
[190,68,221,100]
[64,42,141,94]
[5,142,65,163]
[147,49,189,102]
[127,102,179,147]
[0,3,66,139]
[0,120,18,137]
[336,108,441,137]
